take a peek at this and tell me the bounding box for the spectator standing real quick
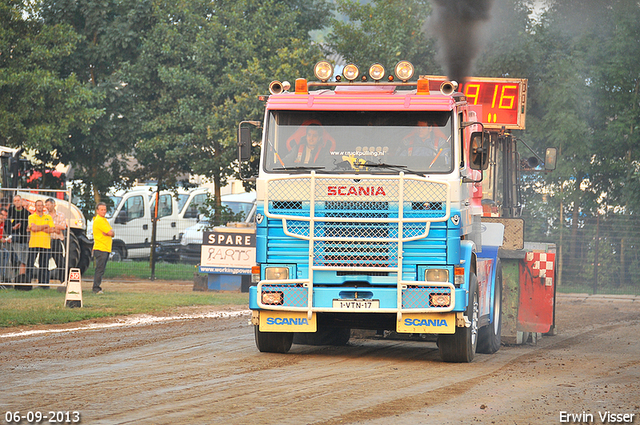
[27,200,54,286]
[45,198,67,282]
[8,195,29,278]
[0,208,10,282]
[92,202,114,294]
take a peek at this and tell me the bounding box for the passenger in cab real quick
[396,120,451,168]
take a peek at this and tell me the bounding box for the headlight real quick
[426,268,449,282]
[343,64,360,81]
[394,60,414,82]
[265,267,289,280]
[430,293,451,307]
[369,63,385,81]
[314,61,334,82]
[262,292,284,305]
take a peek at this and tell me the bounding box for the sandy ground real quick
[0,282,639,425]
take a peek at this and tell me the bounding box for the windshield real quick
[263,111,453,174]
[222,201,253,218]
[106,196,122,218]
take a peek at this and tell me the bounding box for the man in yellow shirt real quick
[92,202,114,294]
[27,200,54,286]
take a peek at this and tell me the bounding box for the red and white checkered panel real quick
[526,252,556,286]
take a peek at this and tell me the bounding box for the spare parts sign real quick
[201,230,256,269]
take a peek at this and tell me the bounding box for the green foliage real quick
[39,0,156,207]
[4,0,640,294]
[0,0,101,152]
[199,194,246,227]
[327,0,440,74]
[472,0,640,292]
[119,0,333,223]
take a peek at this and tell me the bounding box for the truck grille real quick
[266,176,449,270]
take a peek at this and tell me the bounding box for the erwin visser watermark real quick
[560,411,636,423]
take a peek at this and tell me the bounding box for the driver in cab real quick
[284,124,327,165]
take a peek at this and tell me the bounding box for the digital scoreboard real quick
[423,76,528,130]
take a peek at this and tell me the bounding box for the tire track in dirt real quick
[309,318,640,425]
[2,297,638,425]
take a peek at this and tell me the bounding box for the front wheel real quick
[438,273,479,363]
[478,260,503,354]
[254,326,293,353]
[111,244,126,262]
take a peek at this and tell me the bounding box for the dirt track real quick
[1,292,639,425]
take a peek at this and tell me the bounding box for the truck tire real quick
[478,260,503,354]
[66,232,82,272]
[111,243,126,262]
[48,232,91,282]
[254,326,293,353]
[293,327,351,346]
[438,273,479,363]
[77,243,92,275]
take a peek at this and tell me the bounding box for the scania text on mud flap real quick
[239,61,546,362]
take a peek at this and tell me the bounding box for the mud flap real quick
[518,252,555,333]
[259,310,317,332]
[396,313,456,334]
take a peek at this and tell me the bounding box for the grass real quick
[83,260,199,281]
[0,285,249,328]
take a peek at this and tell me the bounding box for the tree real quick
[0,0,101,182]
[124,0,333,224]
[39,0,156,213]
[475,0,640,287]
[326,0,440,75]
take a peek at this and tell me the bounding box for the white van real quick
[103,186,211,260]
[158,191,256,264]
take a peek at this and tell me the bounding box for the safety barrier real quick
[0,188,72,288]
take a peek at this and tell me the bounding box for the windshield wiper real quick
[273,166,325,171]
[356,161,425,176]
[360,161,406,169]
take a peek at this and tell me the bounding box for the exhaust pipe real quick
[440,81,459,95]
[269,80,283,95]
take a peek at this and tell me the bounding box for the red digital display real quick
[423,76,528,130]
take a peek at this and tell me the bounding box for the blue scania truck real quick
[238,61,534,362]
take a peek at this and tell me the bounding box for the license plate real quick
[332,299,380,309]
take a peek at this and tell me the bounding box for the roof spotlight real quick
[343,64,360,81]
[369,63,386,81]
[314,61,333,82]
[394,60,415,82]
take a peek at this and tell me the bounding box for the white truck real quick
[103,186,210,260]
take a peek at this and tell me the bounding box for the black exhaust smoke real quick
[429,0,494,84]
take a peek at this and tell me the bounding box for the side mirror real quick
[544,147,557,171]
[469,132,490,170]
[238,126,252,162]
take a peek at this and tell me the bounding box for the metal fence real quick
[546,213,640,295]
[0,188,73,289]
